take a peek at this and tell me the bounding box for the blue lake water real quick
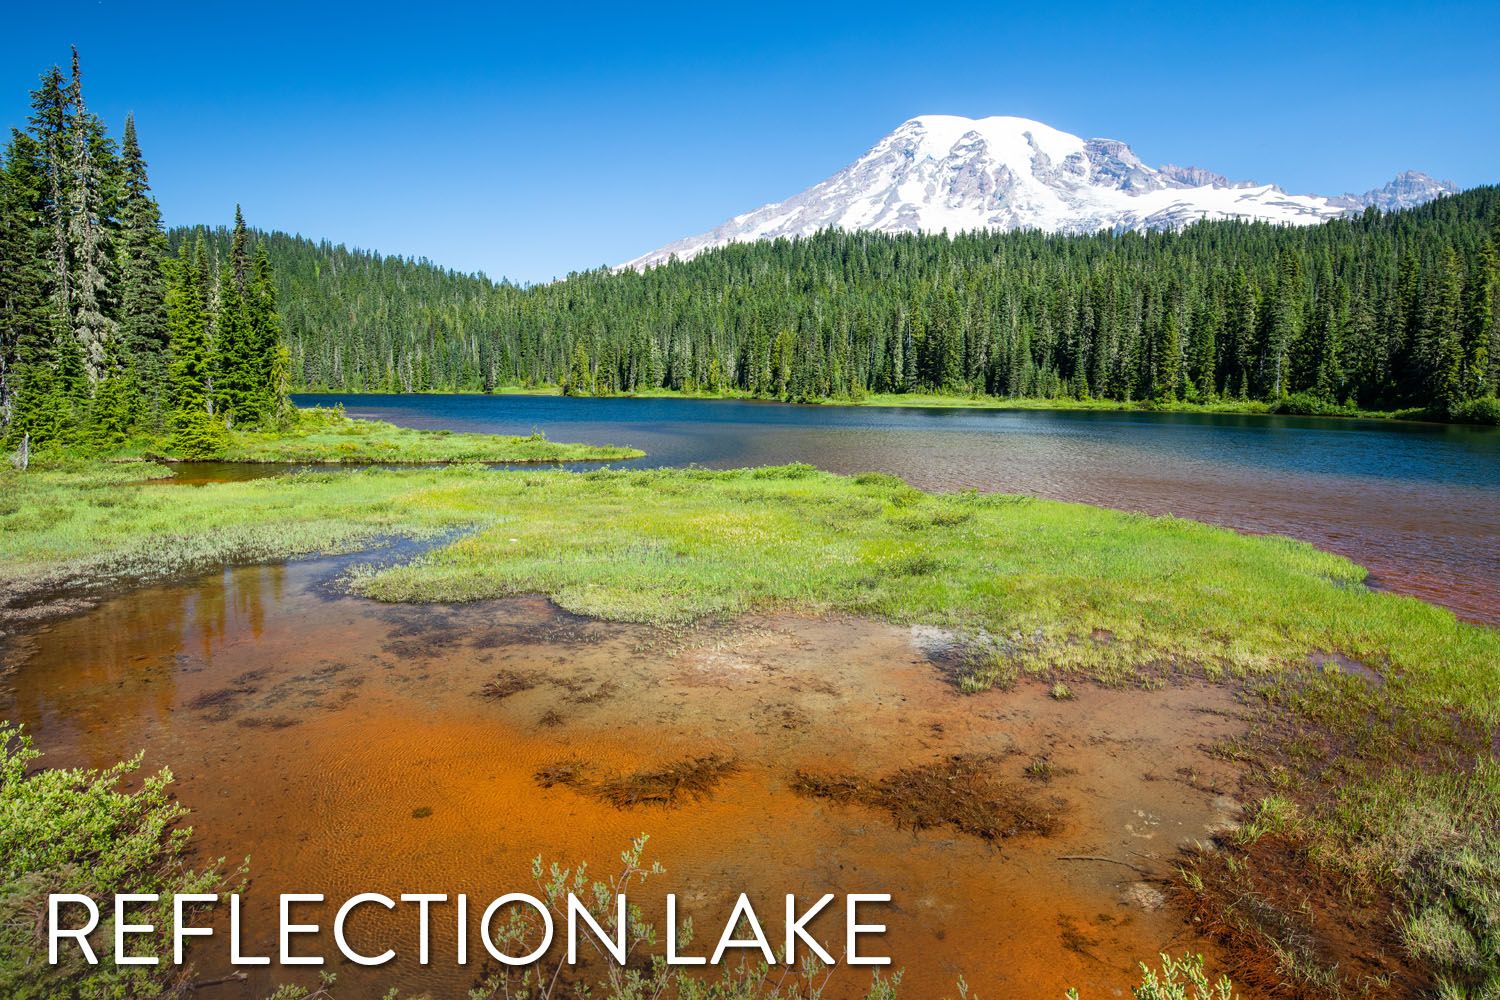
[296,393,1500,624]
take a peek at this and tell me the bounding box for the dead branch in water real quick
[1056,854,1158,875]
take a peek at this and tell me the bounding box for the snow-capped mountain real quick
[623,115,1458,269]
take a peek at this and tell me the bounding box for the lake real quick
[299,393,1500,626]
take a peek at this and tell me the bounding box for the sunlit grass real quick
[87,405,645,465]
[2,459,1496,991]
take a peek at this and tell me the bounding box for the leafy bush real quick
[1269,392,1354,417]
[1448,396,1500,425]
[0,723,235,999]
[1067,953,1236,999]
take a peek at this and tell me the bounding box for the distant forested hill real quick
[173,187,1500,419]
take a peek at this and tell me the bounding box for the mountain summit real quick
[623,115,1457,269]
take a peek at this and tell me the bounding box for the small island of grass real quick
[16,405,643,468]
[188,405,643,465]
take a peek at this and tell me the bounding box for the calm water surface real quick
[299,393,1500,625]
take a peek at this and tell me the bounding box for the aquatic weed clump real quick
[533,753,740,809]
[790,754,1060,842]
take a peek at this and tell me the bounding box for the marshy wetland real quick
[3,403,1498,998]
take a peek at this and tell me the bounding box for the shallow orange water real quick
[3,554,1255,998]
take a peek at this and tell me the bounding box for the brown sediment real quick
[0,557,1263,999]
[536,753,740,809]
[790,754,1059,842]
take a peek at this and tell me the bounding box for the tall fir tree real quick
[165,244,211,417]
[1,130,53,439]
[64,48,116,384]
[229,204,251,294]
[212,262,253,425]
[116,115,168,362]
[1463,237,1497,400]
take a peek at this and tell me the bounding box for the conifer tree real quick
[28,65,70,343]
[0,130,53,439]
[563,340,593,395]
[64,49,117,384]
[1429,248,1465,413]
[116,115,168,363]
[165,246,211,416]
[1152,312,1182,401]
[230,204,251,294]
[1464,238,1497,399]
[212,262,253,425]
[247,243,286,423]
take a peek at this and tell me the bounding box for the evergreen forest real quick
[179,191,1499,421]
[0,51,289,460]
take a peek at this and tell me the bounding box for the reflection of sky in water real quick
[299,393,1500,488]
[293,394,1500,624]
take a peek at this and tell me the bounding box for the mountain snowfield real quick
[623,115,1457,269]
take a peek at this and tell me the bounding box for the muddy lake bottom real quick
[2,550,1259,998]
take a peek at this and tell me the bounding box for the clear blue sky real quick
[5,1,1497,284]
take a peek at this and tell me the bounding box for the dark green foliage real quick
[165,248,211,416]
[1,53,289,457]
[212,262,255,424]
[176,188,1500,419]
[116,113,168,421]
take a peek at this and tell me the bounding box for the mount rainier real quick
[623,115,1456,269]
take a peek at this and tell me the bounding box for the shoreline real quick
[290,385,1485,427]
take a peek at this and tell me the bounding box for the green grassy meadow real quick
[2,453,1496,995]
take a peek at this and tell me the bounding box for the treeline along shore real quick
[172,191,1500,423]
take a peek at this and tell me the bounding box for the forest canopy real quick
[178,189,1498,421]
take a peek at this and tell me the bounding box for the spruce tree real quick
[230,204,251,294]
[212,262,252,425]
[563,340,593,395]
[116,115,168,362]
[165,247,211,416]
[1464,238,1497,399]
[0,130,53,440]
[1428,249,1465,413]
[28,64,71,346]
[247,243,288,425]
[1152,312,1182,401]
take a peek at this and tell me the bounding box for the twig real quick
[1056,855,1157,875]
[190,971,249,990]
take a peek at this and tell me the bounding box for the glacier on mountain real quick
[623,115,1457,269]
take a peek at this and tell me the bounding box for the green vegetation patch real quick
[213,406,644,464]
[2,461,1496,994]
[68,405,645,465]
